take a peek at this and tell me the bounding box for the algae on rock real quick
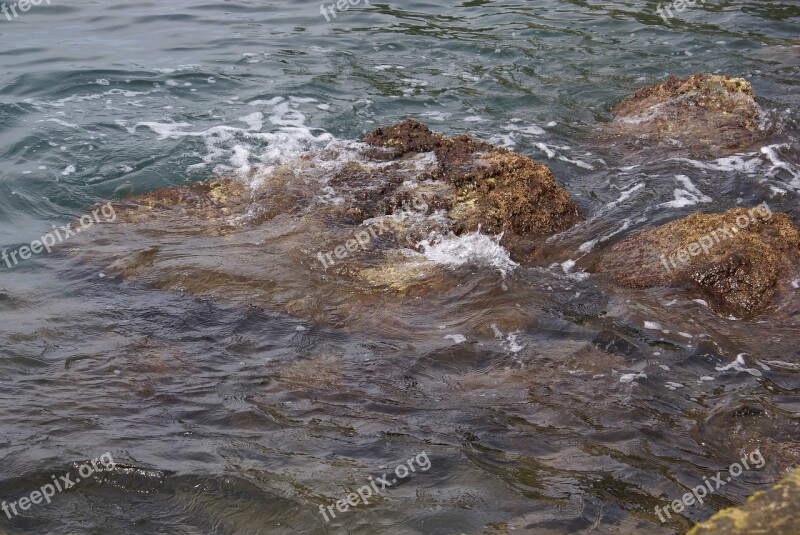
[688,468,800,535]
[598,206,800,318]
[601,74,766,159]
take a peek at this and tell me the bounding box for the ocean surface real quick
[1,1,799,534]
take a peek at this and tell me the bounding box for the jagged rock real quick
[687,468,800,535]
[598,205,800,318]
[601,74,766,159]
[362,119,580,263]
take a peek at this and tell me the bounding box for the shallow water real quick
[1,1,799,534]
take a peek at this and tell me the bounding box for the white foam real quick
[578,217,635,253]
[418,230,518,277]
[444,334,467,344]
[660,175,712,209]
[130,96,334,187]
[672,143,800,192]
[61,165,76,176]
[609,182,645,210]
[26,88,156,109]
[530,140,594,169]
[401,79,428,96]
[559,156,594,170]
[620,372,647,383]
[505,331,525,353]
[552,259,590,281]
[239,112,264,131]
[534,142,556,157]
[715,354,762,377]
[616,102,667,125]
[490,324,526,353]
[488,123,546,149]
[420,111,450,122]
[762,144,800,191]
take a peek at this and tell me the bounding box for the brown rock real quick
[363,119,580,262]
[65,121,579,333]
[598,205,800,318]
[603,74,765,159]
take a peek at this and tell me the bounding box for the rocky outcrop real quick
[360,119,580,262]
[66,121,579,332]
[598,205,800,318]
[687,468,800,535]
[601,74,765,159]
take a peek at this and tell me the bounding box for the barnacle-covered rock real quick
[601,74,766,159]
[598,205,800,317]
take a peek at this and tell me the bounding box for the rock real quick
[598,204,800,318]
[66,121,579,333]
[687,468,800,535]
[362,119,580,263]
[602,74,766,159]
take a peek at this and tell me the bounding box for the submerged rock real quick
[67,121,578,333]
[598,205,800,318]
[687,468,800,535]
[602,74,766,159]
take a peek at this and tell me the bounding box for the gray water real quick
[1,1,799,534]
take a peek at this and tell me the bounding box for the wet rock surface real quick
[597,206,800,318]
[362,119,580,263]
[66,121,581,333]
[687,468,800,535]
[601,74,766,159]
[107,120,579,265]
